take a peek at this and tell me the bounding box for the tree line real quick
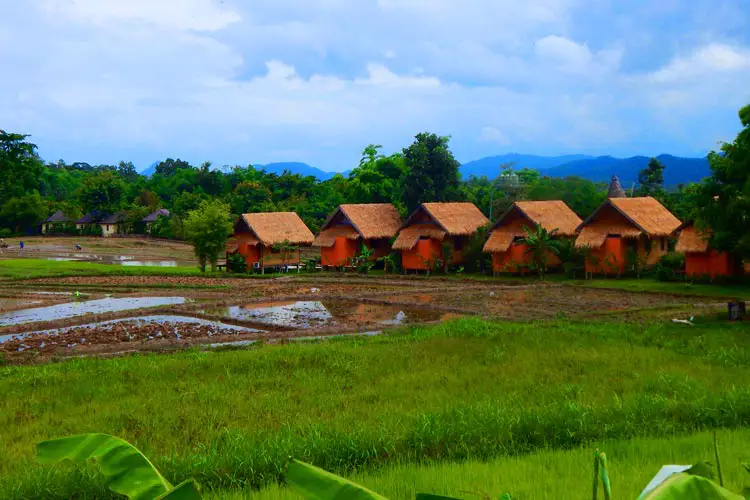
[0,103,747,261]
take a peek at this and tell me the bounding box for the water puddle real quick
[1,315,263,347]
[204,300,455,330]
[0,297,188,327]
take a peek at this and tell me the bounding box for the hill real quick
[140,161,342,180]
[542,154,710,187]
[460,154,594,177]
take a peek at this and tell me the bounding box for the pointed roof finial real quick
[608,175,627,198]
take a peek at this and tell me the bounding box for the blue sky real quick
[1,0,749,173]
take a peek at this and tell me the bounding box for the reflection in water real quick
[205,300,454,329]
[0,297,188,327]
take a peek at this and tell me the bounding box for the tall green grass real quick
[209,429,750,500]
[1,317,749,498]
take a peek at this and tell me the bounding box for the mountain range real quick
[140,153,711,186]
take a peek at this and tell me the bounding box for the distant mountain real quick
[542,154,710,187]
[460,154,594,178]
[254,162,342,180]
[140,162,159,177]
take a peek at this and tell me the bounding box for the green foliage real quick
[695,103,750,259]
[226,253,248,274]
[637,158,666,197]
[352,245,376,274]
[0,192,48,233]
[0,131,44,206]
[183,200,234,272]
[402,133,461,212]
[460,225,492,274]
[521,225,561,279]
[655,253,685,282]
[78,170,127,214]
[378,252,400,274]
[286,459,388,500]
[36,433,200,500]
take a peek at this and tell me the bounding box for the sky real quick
[1,0,750,173]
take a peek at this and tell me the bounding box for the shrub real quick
[655,252,685,282]
[227,253,248,274]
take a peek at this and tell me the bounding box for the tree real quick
[0,131,44,206]
[116,161,140,182]
[695,104,750,259]
[77,171,126,214]
[637,158,666,196]
[347,145,407,207]
[154,158,192,177]
[524,176,606,218]
[401,133,461,212]
[229,181,274,214]
[183,200,234,272]
[1,192,48,233]
[521,225,561,279]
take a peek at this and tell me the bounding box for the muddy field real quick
[0,274,721,363]
[0,236,198,265]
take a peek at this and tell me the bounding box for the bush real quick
[655,252,685,282]
[0,228,12,238]
[227,253,248,274]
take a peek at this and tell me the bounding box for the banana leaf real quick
[640,473,744,500]
[285,459,389,500]
[157,480,202,499]
[37,433,173,500]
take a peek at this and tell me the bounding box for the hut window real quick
[660,238,666,251]
[106,225,110,231]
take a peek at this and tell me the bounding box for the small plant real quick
[520,225,561,280]
[352,245,376,274]
[226,253,247,274]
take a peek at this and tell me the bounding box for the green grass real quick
[209,429,750,499]
[1,316,749,498]
[571,278,750,299]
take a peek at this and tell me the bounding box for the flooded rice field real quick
[0,274,720,363]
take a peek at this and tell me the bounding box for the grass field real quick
[210,429,750,499]
[2,315,749,498]
[0,259,205,279]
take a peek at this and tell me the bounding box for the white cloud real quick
[535,35,622,75]
[40,0,240,31]
[649,43,750,83]
[479,127,511,146]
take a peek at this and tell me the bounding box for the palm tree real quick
[521,225,561,279]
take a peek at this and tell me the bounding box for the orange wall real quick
[685,250,738,278]
[585,236,626,275]
[492,243,561,272]
[402,238,443,270]
[321,237,360,267]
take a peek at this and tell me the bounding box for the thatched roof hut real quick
[236,212,314,247]
[313,204,401,248]
[393,202,489,251]
[576,197,681,249]
[484,201,582,253]
[675,221,710,254]
[142,209,170,223]
[608,175,627,198]
[76,210,105,224]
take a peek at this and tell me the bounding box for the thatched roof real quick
[239,212,314,246]
[392,224,447,251]
[608,175,627,198]
[402,202,489,235]
[313,204,402,247]
[45,210,72,223]
[313,225,360,248]
[483,201,581,253]
[142,209,170,223]
[575,197,681,248]
[675,222,710,254]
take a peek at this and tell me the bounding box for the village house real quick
[575,196,682,275]
[313,204,402,267]
[142,209,170,235]
[483,200,582,274]
[75,210,105,232]
[393,202,490,272]
[228,212,314,271]
[100,212,127,237]
[675,221,742,278]
[41,210,74,234]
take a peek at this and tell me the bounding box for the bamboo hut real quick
[575,197,681,275]
[676,221,741,278]
[393,202,489,271]
[313,204,402,267]
[76,210,105,232]
[42,210,73,234]
[228,212,314,270]
[142,209,170,234]
[483,201,582,274]
[100,212,127,237]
